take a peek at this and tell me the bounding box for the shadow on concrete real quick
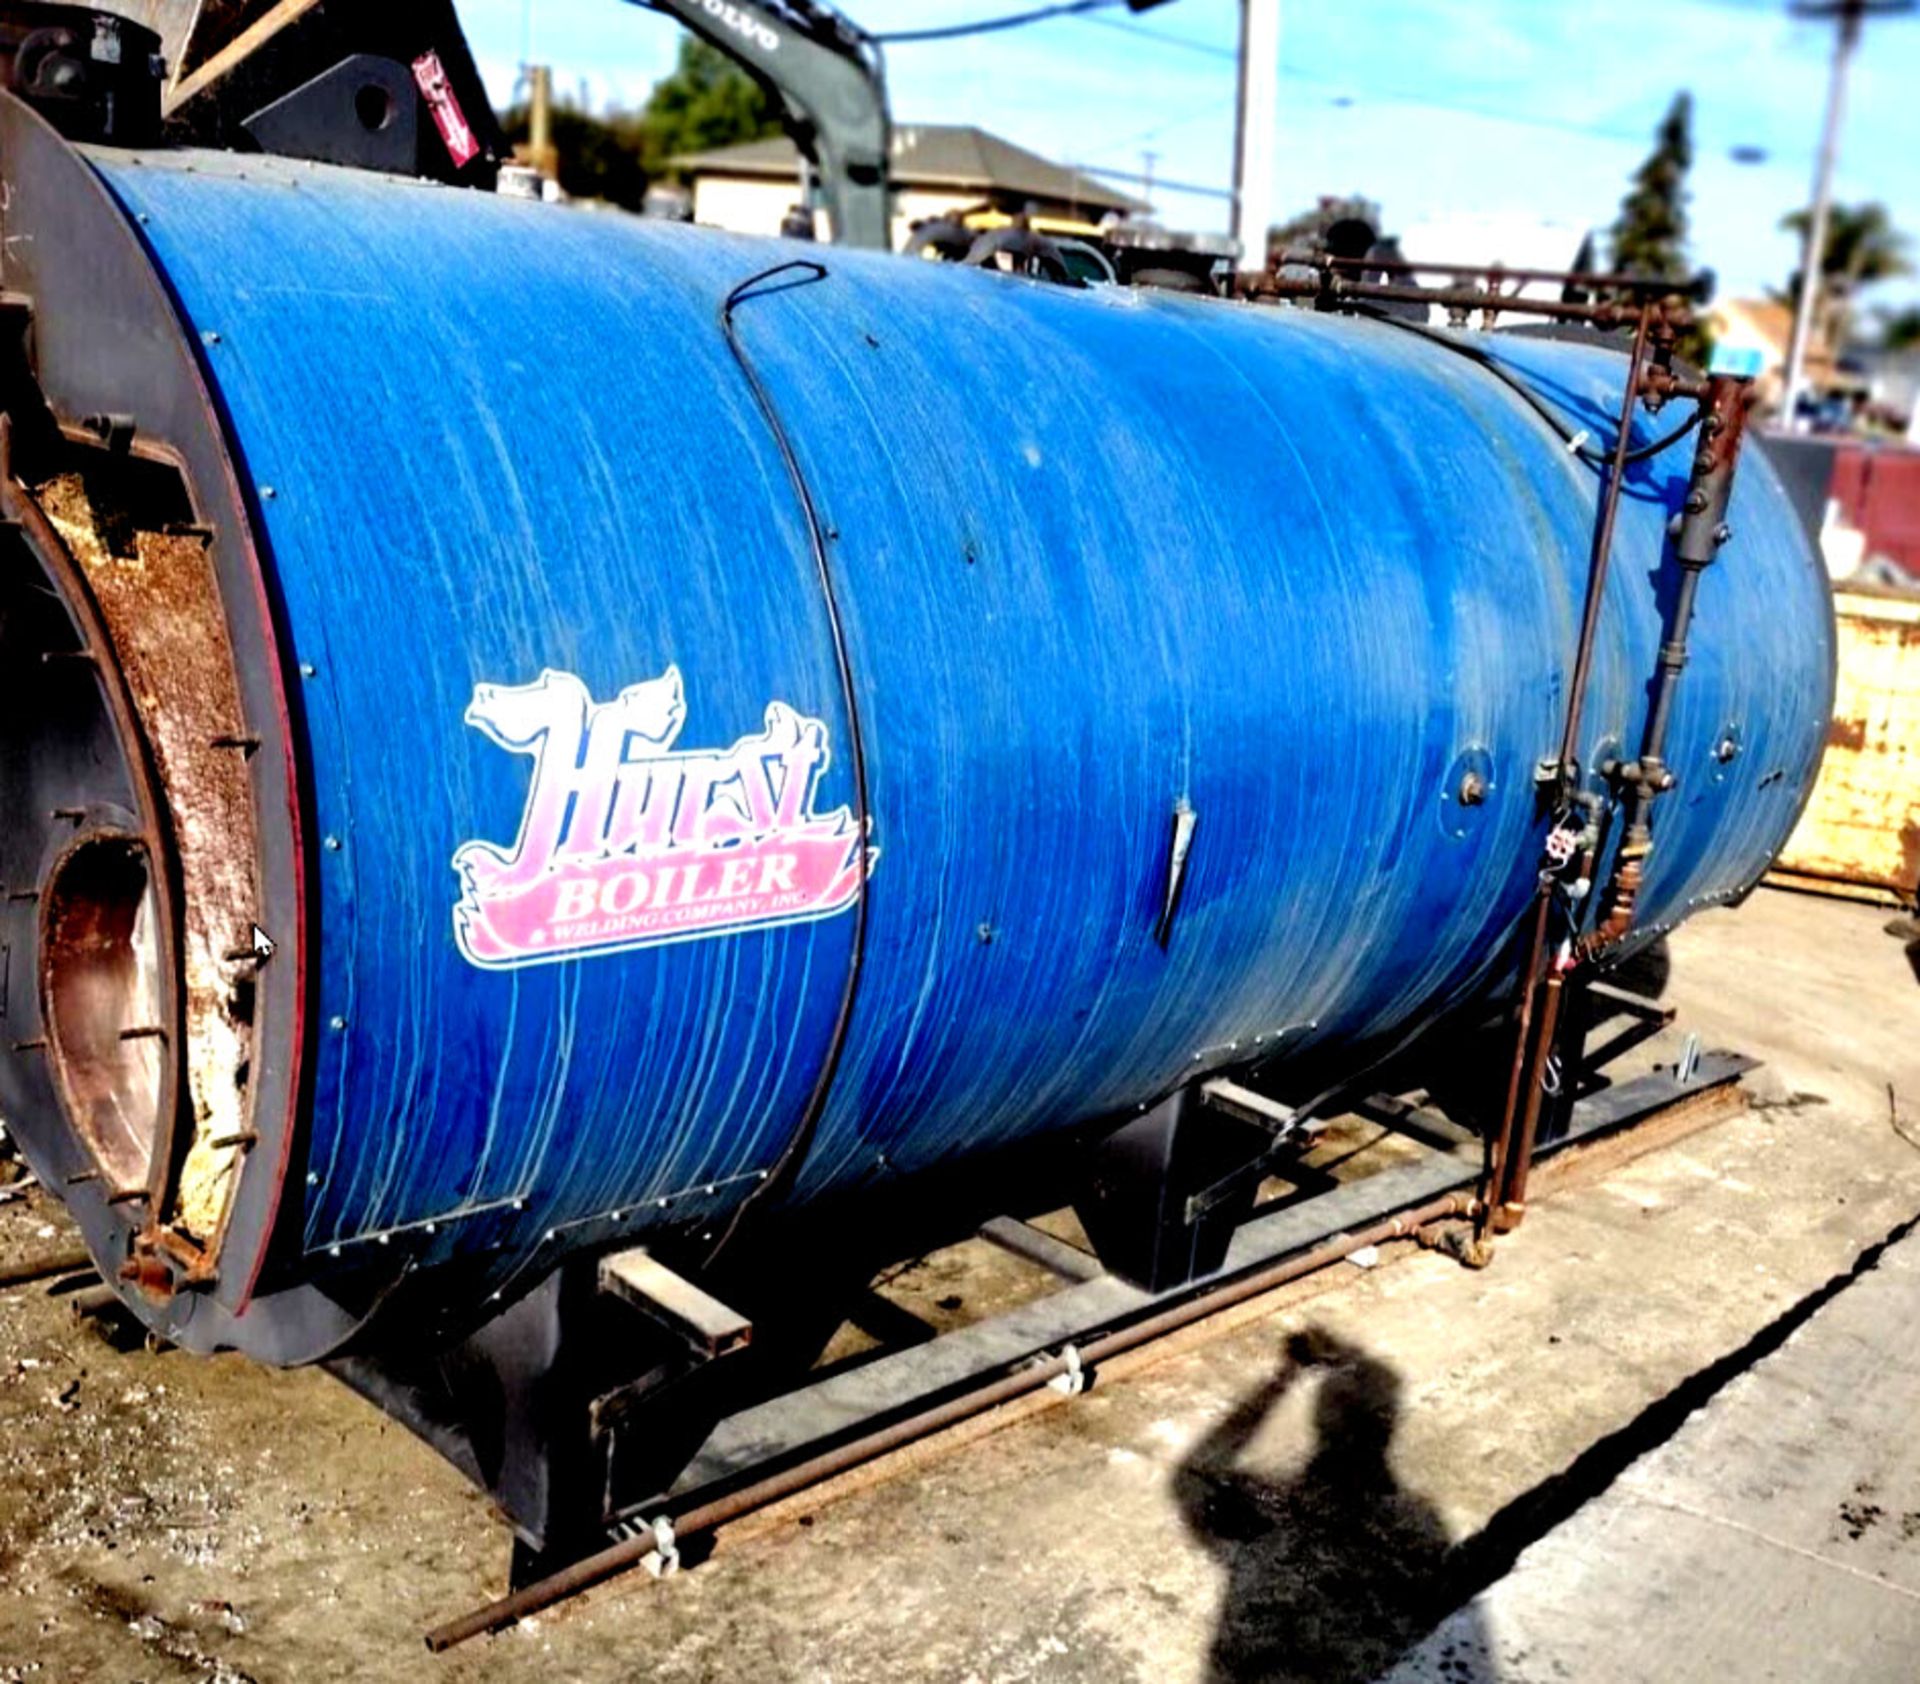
[1173,1327,1496,1684]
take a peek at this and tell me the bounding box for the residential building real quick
[672,122,1144,249]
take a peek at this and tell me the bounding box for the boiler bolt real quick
[259,485,277,500]
[1714,522,1733,545]
[329,1015,346,1031]
[201,330,221,345]
[323,836,341,851]
[1458,771,1487,807]
[299,663,316,678]
[1684,489,1709,513]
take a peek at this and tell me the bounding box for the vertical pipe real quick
[1497,971,1566,1221]
[1558,307,1655,773]
[528,64,554,180]
[1231,0,1280,269]
[1478,307,1655,1241]
[1781,2,1863,425]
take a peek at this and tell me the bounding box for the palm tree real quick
[1779,202,1913,353]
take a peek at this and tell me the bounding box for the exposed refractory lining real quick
[37,473,259,1244]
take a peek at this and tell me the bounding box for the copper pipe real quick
[1496,971,1567,1228]
[425,1189,1475,1652]
[1477,893,1552,1239]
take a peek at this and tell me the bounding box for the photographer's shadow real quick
[1173,1327,1495,1683]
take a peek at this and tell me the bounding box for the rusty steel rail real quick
[425,1189,1475,1652]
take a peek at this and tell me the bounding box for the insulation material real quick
[36,473,259,1242]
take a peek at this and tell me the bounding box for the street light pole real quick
[1231,0,1279,268]
[1780,0,1914,425]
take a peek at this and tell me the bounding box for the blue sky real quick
[452,0,1920,311]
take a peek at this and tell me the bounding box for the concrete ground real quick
[1382,1219,1920,1684]
[1,886,1917,1683]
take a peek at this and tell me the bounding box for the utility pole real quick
[1780,0,1914,425]
[1231,0,1279,269]
[526,63,556,180]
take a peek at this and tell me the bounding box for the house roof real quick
[1715,297,1797,354]
[673,123,1145,213]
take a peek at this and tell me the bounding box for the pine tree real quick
[1610,92,1693,281]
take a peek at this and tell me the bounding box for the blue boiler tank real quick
[0,98,1831,1374]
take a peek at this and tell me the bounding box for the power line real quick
[1079,12,1809,157]
[875,0,1124,45]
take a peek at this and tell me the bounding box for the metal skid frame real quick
[334,975,1751,1594]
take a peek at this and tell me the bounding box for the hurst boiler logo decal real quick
[451,668,871,970]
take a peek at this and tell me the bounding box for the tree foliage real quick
[1878,304,1920,353]
[498,36,782,210]
[1609,92,1693,281]
[1776,202,1912,353]
[633,36,782,178]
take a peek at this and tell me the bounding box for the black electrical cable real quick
[1345,302,1701,468]
[706,259,873,1268]
[875,0,1121,44]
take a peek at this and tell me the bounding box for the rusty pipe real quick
[1495,969,1568,1229]
[1302,252,1710,299]
[1558,306,1656,774]
[1241,273,1653,328]
[0,1245,93,1289]
[1477,893,1553,1240]
[424,1189,1475,1652]
[1586,373,1752,960]
[1476,306,1656,1245]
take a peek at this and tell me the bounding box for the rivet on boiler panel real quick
[259,485,277,500]
[299,663,316,678]
[324,836,341,851]
[328,1015,346,1031]
[425,1222,437,1235]
[610,1210,624,1222]
[511,1198,526,1212]
[201,329,221,345]
[543,1230,557,1243]
[306,1172,320,1187]
[328,1244,341,1257]
[377,1232,390,1245]
[657,1196,670,1207]
[704,1184,717,1196]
